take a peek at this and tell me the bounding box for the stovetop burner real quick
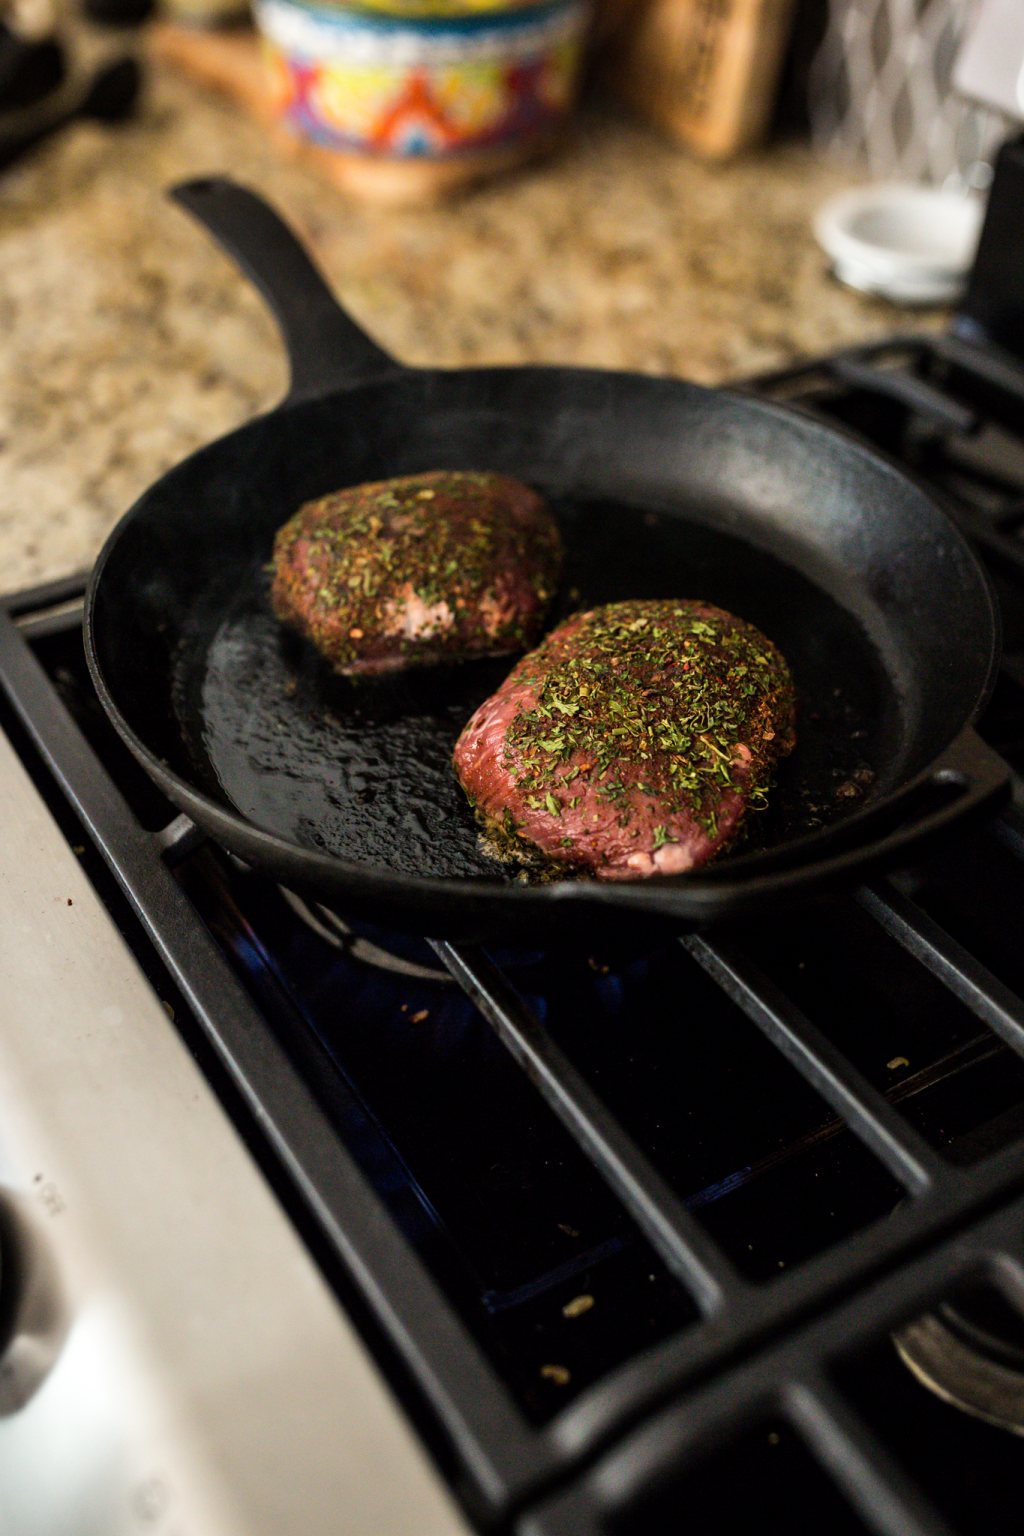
[896,1284,1024,1437]
[280,886,454,982]
[8,544,1024,1528]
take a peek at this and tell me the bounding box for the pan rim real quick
[714,381,1004,722]
[83,360,1002,910]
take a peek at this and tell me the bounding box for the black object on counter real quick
[82,0,156,25]
[0,20,65,111]
[0,54,141,174]
[955,132,1024,363]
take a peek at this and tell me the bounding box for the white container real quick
[813,182,985,304]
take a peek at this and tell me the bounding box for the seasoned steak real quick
[453,599,796,881]
[271,469,562,676]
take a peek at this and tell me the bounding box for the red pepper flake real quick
[410,1009,429,1024]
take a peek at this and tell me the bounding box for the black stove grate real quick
[3,332,1024,1534]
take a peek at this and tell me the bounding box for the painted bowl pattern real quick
[255,0,590,159]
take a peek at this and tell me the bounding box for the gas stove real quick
[3,141,1024,1536]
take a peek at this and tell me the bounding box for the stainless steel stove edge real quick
[0,721,469,1536]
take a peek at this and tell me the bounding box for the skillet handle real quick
[170,176,401,403]
[827,724,1011,872]
[927,725,1010,801]
[622,728,1012,926]
[731,726,1011,899]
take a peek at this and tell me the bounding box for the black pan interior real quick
[88,367,997,884]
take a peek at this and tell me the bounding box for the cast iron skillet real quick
[85,176,1009,942]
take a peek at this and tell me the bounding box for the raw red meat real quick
[271,469,562,676]
[453,599,796,880]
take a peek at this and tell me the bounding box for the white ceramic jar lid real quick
[813,183,986,304]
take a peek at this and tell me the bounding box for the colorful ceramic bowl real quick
[253,0,591,162]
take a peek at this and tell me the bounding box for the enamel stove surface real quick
[0,676,468,1535]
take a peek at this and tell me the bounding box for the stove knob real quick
[0,1189,67,1415]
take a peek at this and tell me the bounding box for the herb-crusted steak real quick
[271,470,562,676]
[453,599,796,880]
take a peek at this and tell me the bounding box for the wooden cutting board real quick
[598,0,797,159]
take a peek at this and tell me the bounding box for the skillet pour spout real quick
[83,176,1010,943]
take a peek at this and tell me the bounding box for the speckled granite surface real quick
[0,39,945,592]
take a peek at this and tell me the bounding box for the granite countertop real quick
[0,37,944,593]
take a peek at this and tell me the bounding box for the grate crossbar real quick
[431,939,745,1318]
[858,883,1024,1060]
[787,1376,958,1536]
[682,933,948,1197]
